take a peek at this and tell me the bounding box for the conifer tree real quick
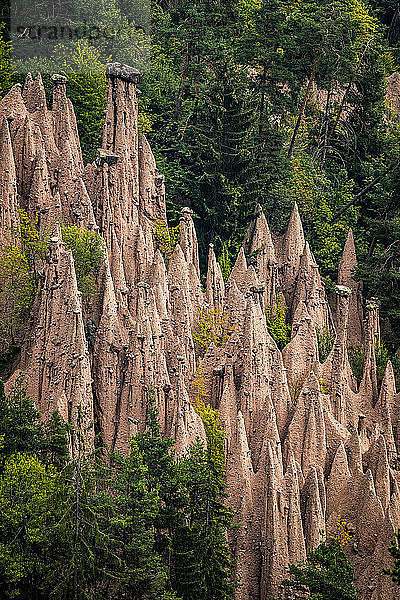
[174,441,235,600]
[105,439,176,600]
[0,375,68,468]
[386,527,400,585]
[186,64,261,262]
[280,538,358,600]
[136,391,235,600]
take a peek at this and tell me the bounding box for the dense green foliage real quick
[0,374,69,467]
[265,294,291,349]
[279,538,358,599]
[61,223,106,300]
[387,528,400,587]
[347,341,400,388]
[0,381,235,600]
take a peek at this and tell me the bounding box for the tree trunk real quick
[331,162,398,222]
[321,85,332,166]
[326,39,372,145]
[258,62,267,137]
[174,41,190,121]
[287,47,323,160]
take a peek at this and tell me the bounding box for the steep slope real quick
[0,63,399,600]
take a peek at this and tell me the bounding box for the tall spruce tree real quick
[185,63,261,263]
[173,441,235,600]
[136,391,235,600]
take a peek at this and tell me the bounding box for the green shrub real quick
[265,294,291,350]
[316,326,334,363]
[0,210,48,351]
[151,220,181,265]
[192,308,231,358]
[282,537,358,600]
[348,343,400,390]
[61,224,105,300]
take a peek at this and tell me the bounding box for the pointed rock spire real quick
[292,241,331,330]
[244,206,279,305]
[206,244,225,313]
[302,467,326,551]
[346,429,363,473]
[52,74,83,172]
[0,83,28,121]
[138,135,167,224]
[168,244,194,318]
[228,247,248,294]
[337,229,363,345]
[322,285,357,423]
[5,225,94,454]
[285,373,327,476]
[23,72,48,113]
[92,258,129,450]
[359,299,379,404]
[378,360,396,410]
[179,207,200,278]
[365,435,391,512]
[326,442,352,517]
[227,411,258,600]
[285,454,307,563]
[282,302,319,389]
[0,117,19,244]
[171,364,206,456]
[278,202,305,307]
[103,63,140,159]
[260,443,289,600]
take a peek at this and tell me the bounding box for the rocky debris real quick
[293,242,331,332]
[1,67,398,600]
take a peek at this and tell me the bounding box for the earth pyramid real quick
[1,64,399,599]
